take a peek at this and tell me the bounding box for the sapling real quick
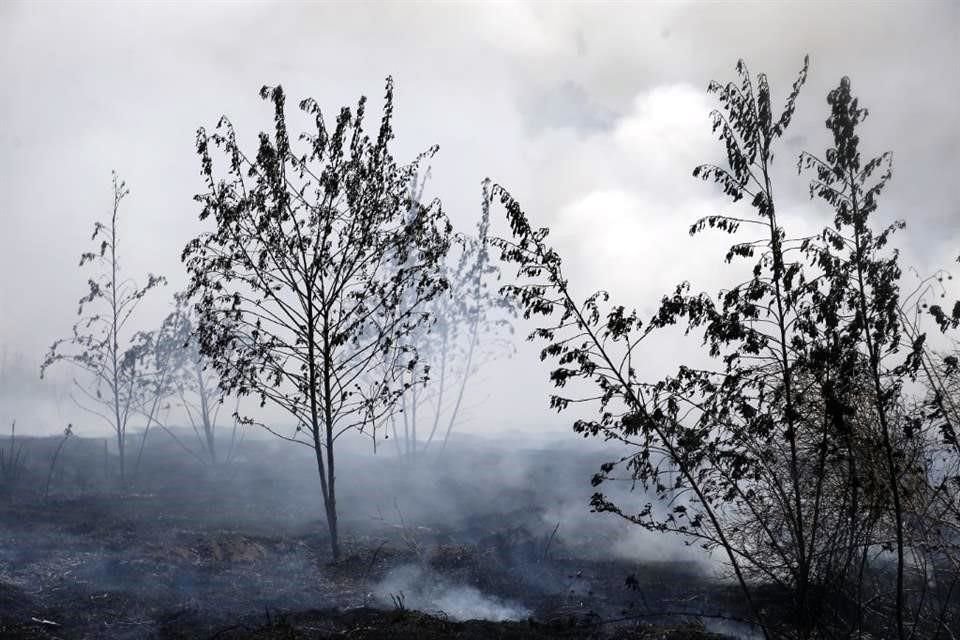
[183,79,452,560]
[44,423,73,501]
[42,173,166,485]
[0,420,26,498]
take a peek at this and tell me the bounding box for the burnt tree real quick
[183,79,451,561]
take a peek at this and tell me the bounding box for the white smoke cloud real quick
[373,564,531,622]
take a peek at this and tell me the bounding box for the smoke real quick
[372,564,531,622]
[0,347,70,436]
[703,618,765,639]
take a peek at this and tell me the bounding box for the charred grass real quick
[0,435,749,639]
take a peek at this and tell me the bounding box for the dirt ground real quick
[0,434,756,639]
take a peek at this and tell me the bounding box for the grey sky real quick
[1,1,957,435]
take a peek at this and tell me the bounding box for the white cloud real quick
[525,82,737,307]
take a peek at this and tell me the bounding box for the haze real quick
[2,0,957,435]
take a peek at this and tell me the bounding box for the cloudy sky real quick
[1,1,957,435]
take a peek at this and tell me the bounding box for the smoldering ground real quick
[0,427,758,638]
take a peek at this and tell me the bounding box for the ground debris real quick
[28,617,60,627]
[199,608,733,640]
[0,449,752,640]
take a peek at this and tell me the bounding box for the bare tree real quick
[393,179,514,458]
[154,295,242,466]
[42,174,165,485]
[125,294,240,475]
[182,79,452,561]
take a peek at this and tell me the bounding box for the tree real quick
[493,57,825,638]
[127,297,184,479]
[129,294,241,474]
[165,299,241,467]
[42,173,165,485]
[908,320,960,619]
[392,179,514,458]
[799,76,911,638]
[182,79,452,561]
[492,54,949,638]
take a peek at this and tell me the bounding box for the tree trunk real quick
[849,175,906,640]
[442,317,479,450]
[423,333,448,451]
[324,421,338,561]
[325,496,340,561]
[196,360,216,465]
[117,430,125,486]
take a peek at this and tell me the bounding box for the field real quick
[0,432,759,639]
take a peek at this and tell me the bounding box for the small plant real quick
[374,501,427,564]
[390,591,407,612]
[0,420,26,498]
[44,424,74,501]
[42,173,166,485]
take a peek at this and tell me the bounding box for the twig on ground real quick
[30,616,60,626]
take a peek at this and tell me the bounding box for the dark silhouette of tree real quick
[42,173,166,485]
[494,57,946,638]
[494,52,960,638]
[905,292,960,619]
[492,57,817,638]
[182,79,451,561]
[799,76,923,639]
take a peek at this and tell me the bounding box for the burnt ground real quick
[0,432,760,639]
